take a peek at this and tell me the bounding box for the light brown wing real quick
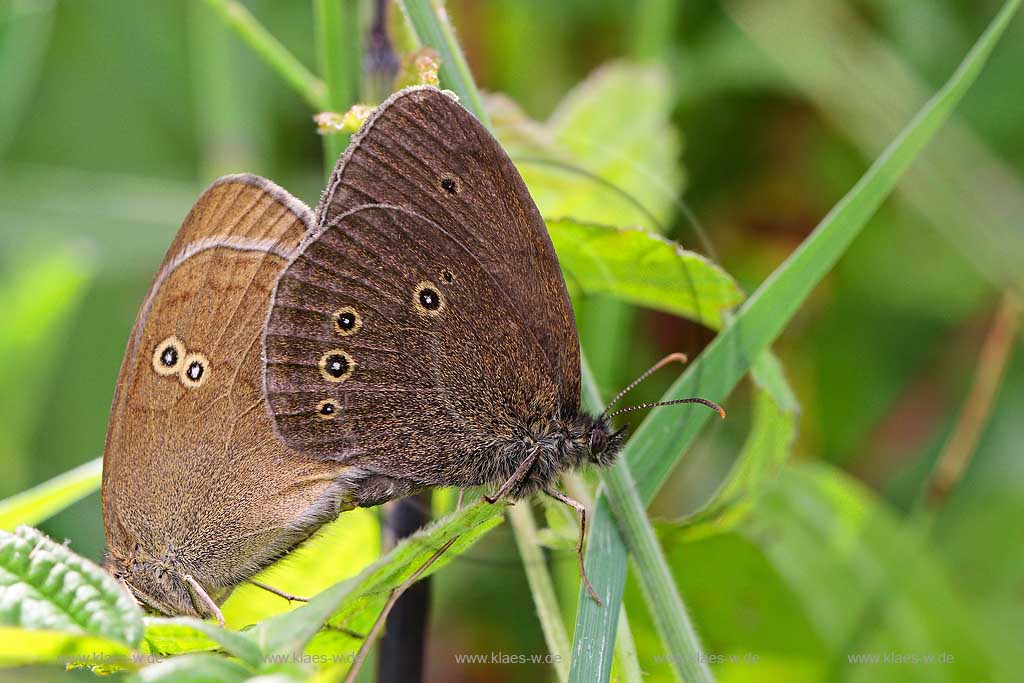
[101,175,346,590]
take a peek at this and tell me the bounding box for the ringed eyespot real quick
[179,352,210,389]
[413,281,444,315]
[333,306,362,336]
[152,336,185,376]
[319,349,355,382]
[440,176,458,195]
[316,398,340,420]
[440,268,455,284]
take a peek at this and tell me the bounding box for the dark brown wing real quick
[315,86,580,414]
[263,204,561,486]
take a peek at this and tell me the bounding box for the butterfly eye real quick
[152,336,185,376]
[334,306,362,336]
[414,282,444,316]
[179,352,210,389]
[440,176,458,195]
[319,349,355,382]
[316,398,340,420]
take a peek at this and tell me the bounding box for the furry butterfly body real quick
[102,87,623,618]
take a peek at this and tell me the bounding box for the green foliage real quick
[0,527,143,652]
[660,463,1016,683]
[0,1,1020,682]
[548,219,742,328]
[0,247,93,496]
[568,2,1022,680]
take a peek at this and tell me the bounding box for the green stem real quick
[508,502,571,683]
[314,0,362,176]
[399,0,489,126]
[607,462,712,683]
[202,0,326,110]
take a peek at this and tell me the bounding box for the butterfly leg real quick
[546,488,602,605]
[484,449,540,503]
[456,488,466,511]
[248,579,309,603]
[183,574,225,626]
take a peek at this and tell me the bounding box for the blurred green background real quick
[1,1,1021,682]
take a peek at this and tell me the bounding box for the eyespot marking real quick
[179,352,210,389]
[440,176,458,195]
[317,398,340,419]
[413,281,444,316]
[319,349,355,382]
[152,336,185,376]
[334,306,362,336]
[440,268,455,284]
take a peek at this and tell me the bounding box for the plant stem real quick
[508,502,571,683]
[202,0,326,110]
[606,461,712,683]
[923,291,1021,511]
[399,0,488,126]
[314,0,361,177]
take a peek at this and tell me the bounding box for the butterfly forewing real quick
[316,87,581,414]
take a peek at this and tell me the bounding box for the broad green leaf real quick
[141,619,221,659]
[548,219,743,328]
[143,617,262,668]
[569,2,1022,680]
[131,653,254,683]
[0,526,143,648]
[222,508,380,628]
[0,458,102,531]
[0,626,131,668]
[492,61,682,231]
[251,501,502,662]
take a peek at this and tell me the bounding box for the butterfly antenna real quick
[600,352,689,419]
[607,396,726,420]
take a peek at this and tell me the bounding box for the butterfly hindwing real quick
[264,204,561,486]
[102,175,349,593]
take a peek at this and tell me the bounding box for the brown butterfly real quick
[101,86,722,622]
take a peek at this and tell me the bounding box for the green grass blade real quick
[400,0,489,130]
[314,0,361,175]
[569,1,1022,680]
[0,458,102,531]
[508,502,571,683]
[202,0,326,110]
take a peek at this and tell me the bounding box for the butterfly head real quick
[585,414,627,467]
[103,547,233,620]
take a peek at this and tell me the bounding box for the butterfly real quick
[101,86,722,622]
